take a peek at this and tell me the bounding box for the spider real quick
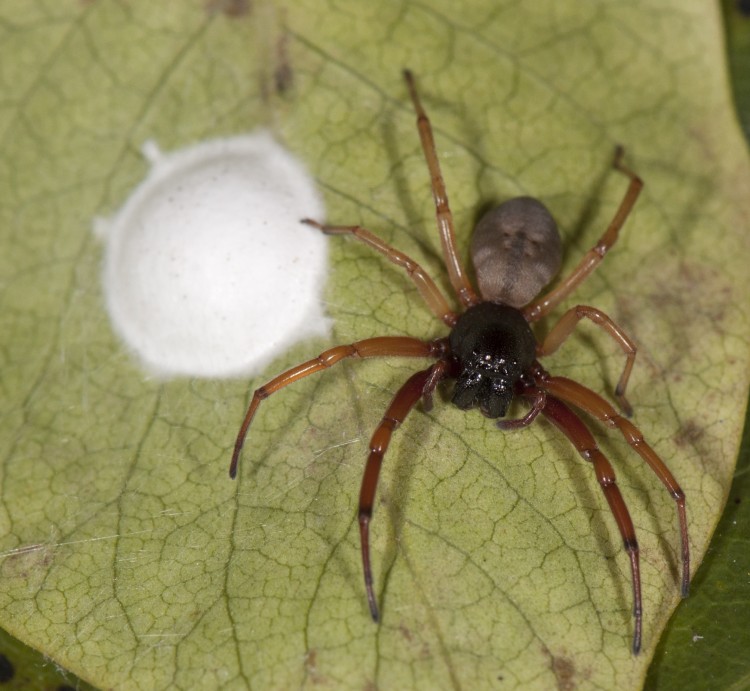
[229,70,690,654]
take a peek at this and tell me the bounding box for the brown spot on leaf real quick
[551,655,576,691]
[397,621,431,658]
[399,622,413,641]
[205,0,250,17]
[649,260,731,330]
[542,646,591,691]
[1,543,55,580]
[304,649,327,685]
[675,419,705,448]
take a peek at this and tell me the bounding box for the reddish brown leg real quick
[536,304,637,415]
[496,388,546,430]
[230,337,444,478]
[541,375,690,599]
[524,147,643,322]
[531,389,643,654]
[420,358,451,412]
[403,70,479,308]
[302,219,458,327]
[359,364,441,621]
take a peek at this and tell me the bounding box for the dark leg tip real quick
[614,389,633,417]
[229,454,239,479]
[367,596,380,623]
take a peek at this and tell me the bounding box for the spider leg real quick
[359,363,445,621]
[496,388,546,430]
[536,305,637,415]
[530,388,643,654]
[420,358,451,412]
[403,70,480,308]
[523,147,643,322]
[540,375,690,599]
[302,219,457,327]
[229,337,445,478]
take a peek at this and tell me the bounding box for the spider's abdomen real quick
[449,302,536,418]
[470,197,562,307]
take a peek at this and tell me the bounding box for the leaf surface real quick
[0,2,748,689]
[645,3,750,688]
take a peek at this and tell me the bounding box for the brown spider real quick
[230,70,690,654]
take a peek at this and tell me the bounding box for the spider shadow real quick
[548,326,685,588]
[263,355,431,620]
[230,340,369,520]
[379,102,474,288]
[537,413,636,627]
[355,366,435,617]
[374,381,648,634]
[380,78,620,317]
[468,148,617,285]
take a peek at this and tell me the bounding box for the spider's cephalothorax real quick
[449,303,536,418]
[229,70,691,655]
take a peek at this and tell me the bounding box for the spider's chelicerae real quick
[230,70,690,654]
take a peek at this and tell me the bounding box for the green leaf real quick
[645,2,750,688]
[723,0,750,140]
[646,406,750,690]
[1,2,748,690]
[0,625,95,690]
